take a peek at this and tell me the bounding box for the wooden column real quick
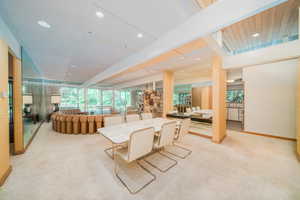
[297,58,300,159]
[163,71,174,117]
[12,56,24,154]
[212,55,227,143]
[297,7,300,160]
[0,40,11,186]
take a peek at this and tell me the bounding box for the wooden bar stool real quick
[56,115,61,132]
[60,115,67,133]
[95,115,102,130]
[88,116,96,134]
[72,115,80,134]
[66,115,73,134]
[80,116,88,134]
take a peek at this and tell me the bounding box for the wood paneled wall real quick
[297,58,300,158]
[13,57,24,154]
[192,86,212,109]
[212,55,227,143]
[163,71,174,117]
[0,40,11,186]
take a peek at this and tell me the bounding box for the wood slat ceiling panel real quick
[222,0,299,53]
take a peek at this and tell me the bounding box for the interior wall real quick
[243,59,298,139]
[0,40,10,185]
[0,15,20,58]
[192,86,212,109]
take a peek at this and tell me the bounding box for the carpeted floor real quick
[1,123,300,200]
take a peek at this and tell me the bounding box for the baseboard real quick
[0,165,12,186]
[13,149,25,155]
[188,131,212,139]
[242,131,296,142]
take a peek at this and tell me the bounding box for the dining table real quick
[98,118,180,159]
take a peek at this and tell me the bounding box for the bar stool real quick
[51,114,57,131]
[80,115,88,134]
[56,115,61,132]
[72,115,80,134]
[66,115,73,134]
[95,115,102,129]
[60,115,67,133]
[88,116,95,134]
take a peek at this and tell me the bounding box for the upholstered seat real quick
[126,114,140,123]
[60,115,67,133]
[72,115,80,134]
[141,113,153,120]
[95,115,102,129]
[66,115,73,134]
[104,115,123,127]
[80,116,88,134]
[87,116,95,134]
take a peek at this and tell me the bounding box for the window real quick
[87,88,101,113]
[227,90,244,103]
[60,87,80,108]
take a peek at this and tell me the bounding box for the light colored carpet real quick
[1,123,300,200]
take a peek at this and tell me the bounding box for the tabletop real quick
[98,118,177,144]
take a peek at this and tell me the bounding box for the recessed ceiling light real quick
[37,20,51,28]
[180,56,185,60]
[96,11,104,18]
[195,58,201,61]
[227,80,235,83]
[137,33,143,38]
[252,33,260,37]
[71,65,77,68]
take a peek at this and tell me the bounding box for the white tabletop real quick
[98,118,177,144]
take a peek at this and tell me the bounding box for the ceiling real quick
[101,46,214,87]
[222,0,299,54]
[0,0,199,82]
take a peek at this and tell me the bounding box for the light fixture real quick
[137,33,143,38]
[96,11,104,18]
[37,20,51,28]
[195,58,201,61]
[252,33,260,37]
[71,65,77,68]
[180,56,185,60]
[227,80,235,83]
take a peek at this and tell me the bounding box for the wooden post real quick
[163,71,174,117]
[212,55,227,143]
[0,40,12,186]
[297,58,300,160]
[12,56,24,154]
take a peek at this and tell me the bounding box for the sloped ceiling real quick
[0,0,199,82]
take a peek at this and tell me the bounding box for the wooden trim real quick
[12,56,24,153]
[188,131,212,139]
[0,165,12,186]
[24,122,44,152]
[242,131,297,142]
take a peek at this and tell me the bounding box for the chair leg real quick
[164,144,192,159]
[104,143,128,159]
[114,158,156,194]
[143,150,178,173]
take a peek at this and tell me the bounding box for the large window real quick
[60,87,81,108]
[87,88,101,113]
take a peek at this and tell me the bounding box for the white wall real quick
[243,59,298,139]
[0,15,20,58]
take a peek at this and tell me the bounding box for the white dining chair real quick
[196,106,201,111]
[104,115,123,127]
[144,121,178,173]
[141,112,153,120]
[114,127,156,194]
[126,114,140,122]
[167,118,192,159]
[103,115,124,159]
